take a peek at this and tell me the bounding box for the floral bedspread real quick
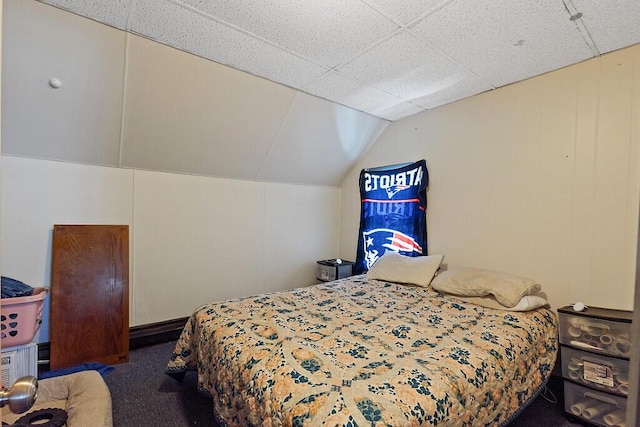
[167,276,558,426]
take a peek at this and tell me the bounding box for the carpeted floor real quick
[104,340,585,426]
[104,340,220,426]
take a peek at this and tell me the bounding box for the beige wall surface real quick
[0,0,356,339]
[2,0,387,187]
[340,44,640,311]
[1,156,341,339]
[0,157,134,343]
[121,34,298,180]
[2,0,125,165]
[132,170,340,325]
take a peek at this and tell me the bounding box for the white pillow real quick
[431,267,541,308]
[366,252,444,287]
[452,294,549,311]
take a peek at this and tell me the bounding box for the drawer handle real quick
[584,391,618,406]
[570,340,601,351]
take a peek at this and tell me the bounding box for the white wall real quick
[340,44,640,311]
[1,156,340,342]
[132,170,340,324]
[0,157,133,343]
[0,0,357,344]
[1,0,387,187]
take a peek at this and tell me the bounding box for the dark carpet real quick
[104,340,220,427]
[104,340,585,426]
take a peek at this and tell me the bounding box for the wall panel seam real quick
[589,56,603,298]
[118,32,131,168]
[254,92,298,180]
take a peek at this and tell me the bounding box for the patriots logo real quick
[385,184,410,199]
[363,228,423,269]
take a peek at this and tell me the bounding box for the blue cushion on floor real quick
[39,362,114,379]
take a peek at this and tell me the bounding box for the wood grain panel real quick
[50,225,129,370]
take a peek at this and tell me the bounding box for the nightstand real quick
[316,259,354,282]
[557,305,632,426]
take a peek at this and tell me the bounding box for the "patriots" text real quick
[363,165,424,192]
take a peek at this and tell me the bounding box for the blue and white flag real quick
[355,160,428,274]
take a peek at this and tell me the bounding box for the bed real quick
[167,268,558,426]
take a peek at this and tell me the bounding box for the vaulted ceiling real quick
[39,0,640,121]
[4,1,639,188]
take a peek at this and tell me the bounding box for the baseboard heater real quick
[36,316,189,372]
[128,316,190,349]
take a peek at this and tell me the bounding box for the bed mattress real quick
[167,275,558,426]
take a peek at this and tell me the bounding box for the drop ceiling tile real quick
[222,35,329,90]
[364,0,446,25]
[338,31,493,107]
[303,71,412,120]
[411,0,595,88]
[128,0,211,53]
[573,0,640,54]
[38,0,131,29]
[129,0,328,88]
[257,93,389,186]
[179,0,399,67]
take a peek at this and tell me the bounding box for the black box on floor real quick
[316,259,354,282]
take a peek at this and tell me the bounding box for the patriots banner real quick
[355,160,428,274]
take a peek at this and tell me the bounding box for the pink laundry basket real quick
[1,287,48,348]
